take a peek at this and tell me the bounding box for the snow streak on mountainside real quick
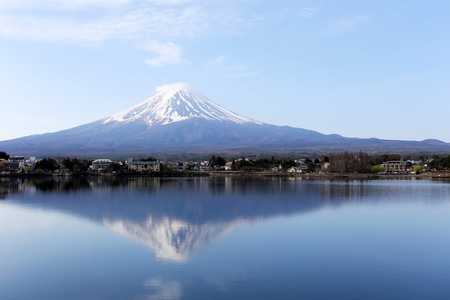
[103,83,262,126]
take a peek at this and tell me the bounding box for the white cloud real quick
[0,1,256,67]
[143,41,183,67]
[0,6,207,42]
[331,14,369,33]
[204,54,264,79]
[0,0,193,11]
[205,54,227,67]
[298,7,317,18]
[0,1,248,41]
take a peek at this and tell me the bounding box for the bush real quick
[414,165,423,174]
[371,165,386,173]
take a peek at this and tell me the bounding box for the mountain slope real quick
[103,83,261,126]
[1,83,449,156]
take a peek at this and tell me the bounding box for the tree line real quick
[2,150,450,174]
[208,152,450,173]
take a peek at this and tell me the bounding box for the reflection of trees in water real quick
[1,176,162,194]
[2,175,386,202]
[4,176,339,227]
[33,177,92,193]
[3,176,431,203]
[319,180,374,202]
[7,176,305,198]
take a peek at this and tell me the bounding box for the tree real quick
[109,162,122,172]
[371,166,386,173]
[414,165,423,174]
[60,157,92,172]
[233,158,253,170]
[281,158,296,169]
[429,155,450,170]
[442,155,450,169]
[35,158,58,172]
[216,156,226,167]
[357,151,370,173]
[139,156,158,162]
[0,151,9,160]
[209,155,226,167]
[24,166,34,173]
[253,158,271,168]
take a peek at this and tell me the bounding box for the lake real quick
[1,176,450,299]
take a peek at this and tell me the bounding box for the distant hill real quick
[1,83,449,157]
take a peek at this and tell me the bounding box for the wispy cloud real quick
[143,41,183,67]
[0,0,193,11]
[0,1,256,67]
[205,54,228,67]
[204,54,264,79]
[331,14,369,33]
[0,6,212,42]
[298,7,317,18]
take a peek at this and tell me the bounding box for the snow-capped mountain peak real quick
[103,83,261,126]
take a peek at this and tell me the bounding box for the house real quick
[321,162,330,172]
[128,161,161,172]
[0,159,20,172]
[9,156,25,169]
[300,162,309,172]
[287,166,302,173]
[91,159,113,171]
[224,162,233,171]
[380,161,411,173]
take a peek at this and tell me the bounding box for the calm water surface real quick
[1,177,450,299]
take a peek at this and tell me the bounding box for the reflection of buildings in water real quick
[89,177,161,192]
[103,216,249,263]
[0,178,25,198]
[0,186,5,200]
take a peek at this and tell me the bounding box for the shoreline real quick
[1,171,449,180]
[210,171,450,180]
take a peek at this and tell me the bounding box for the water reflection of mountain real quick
[2,176,420,262]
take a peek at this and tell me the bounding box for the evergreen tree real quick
[0,151,9,160]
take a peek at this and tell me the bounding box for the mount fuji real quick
[1,83,449,157]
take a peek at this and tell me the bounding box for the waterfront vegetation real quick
[1,150,450,176]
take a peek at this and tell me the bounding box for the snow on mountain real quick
[103,216,249,263]
[103,82,261,126]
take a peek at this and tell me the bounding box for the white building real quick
[128,161,160,172]
[380,161,412,173]
[9,156,25,169]
[91,159,113,171]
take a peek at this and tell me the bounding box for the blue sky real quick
[1,0,449,142]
